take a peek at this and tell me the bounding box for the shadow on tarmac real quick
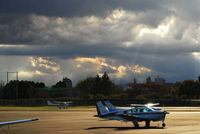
[86,126,164,130]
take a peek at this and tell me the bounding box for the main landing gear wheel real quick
[135,124,139,128]
[162,123,166,128]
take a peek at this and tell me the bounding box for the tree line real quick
[1,73,200,100]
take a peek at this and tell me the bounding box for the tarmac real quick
[1,107,200,134]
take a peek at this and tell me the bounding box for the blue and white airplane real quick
[95,100,169,128]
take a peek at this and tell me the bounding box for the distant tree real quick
[198,76,200,83]
[94,75,101,95]
[75,77,95,97]
[102,72,109,81]
[3,80,19,99]
[146,76,151,84]
[126,78,171,99]
[0,81,5,99]
[171,82,182,99]
[2,80,45,99]
[52,81,66,88]
[18,81,35,99]
[100,72,112,95]
[135,94,147,100]
[74,72,122,98]
[171,80,200,99]
[133,78,137,85]
[35,82,45,88]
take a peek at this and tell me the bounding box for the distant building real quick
[154,76,165,84]
[63,77,72,88]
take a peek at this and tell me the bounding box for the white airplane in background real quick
[0,118,39,132]
[47,100,72,109]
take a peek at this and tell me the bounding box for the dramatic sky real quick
[1,0,200,86]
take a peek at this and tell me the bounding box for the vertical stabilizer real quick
[104,100,117,112]
[47,101,57,106]
[96,101,109,116]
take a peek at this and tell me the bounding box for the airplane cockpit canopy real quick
[124,107,154,114]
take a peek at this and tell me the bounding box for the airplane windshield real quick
[125,107,154,114]
[143,107,154,112]
[146,107,154,111]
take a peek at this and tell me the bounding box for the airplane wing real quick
[0,118,39,126]
[66,101,72,104]
[146,103,160,107]
[49,101,72,105]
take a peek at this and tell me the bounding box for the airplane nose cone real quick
[164,111,169,114]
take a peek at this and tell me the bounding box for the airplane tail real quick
[96,101,116,116]
[104,100,117,112]
[47,100,57,106]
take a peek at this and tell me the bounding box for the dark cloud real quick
[162,0,200,22]
[1,0,200,84]
[0,0,162,17]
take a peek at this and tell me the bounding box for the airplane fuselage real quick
[96,100,169,128]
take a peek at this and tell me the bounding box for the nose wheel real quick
[162,123,166,128]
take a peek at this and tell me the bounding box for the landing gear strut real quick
[145,121,150,128]
[132,121,139,128]
[135,123,139,128]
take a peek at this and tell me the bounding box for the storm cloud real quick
[0,0,163,17]
[0,0,200,85]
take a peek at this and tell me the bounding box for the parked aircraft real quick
[96,100,169,128]
[47,100,72,109]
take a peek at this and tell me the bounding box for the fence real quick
[0,99,199,106]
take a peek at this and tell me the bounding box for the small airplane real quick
[47,100,72,109]
[95,100,169,128]
[0,118,39,132]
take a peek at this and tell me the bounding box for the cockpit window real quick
[144,107,153,112]
[133,108,138,113]
[140,108,144,112]
[138,107,153,113]
[127,110,132,114]
[143,108,147,112]
[147,107,154,111]
[125,107,154,114]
